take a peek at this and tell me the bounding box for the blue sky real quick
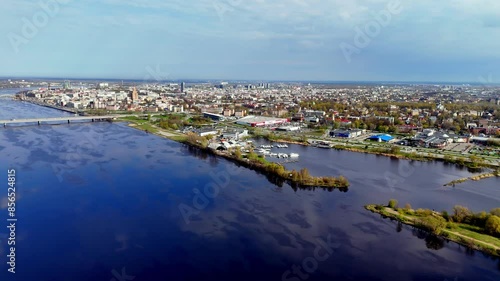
[1,0,500,82]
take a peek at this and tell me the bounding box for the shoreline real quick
[365,204,500,257]
[272,137,499,172]
[444,170,500,187]
[123,121,349,190]
[263,135,497,167]
[16,97,79,114]
[123,118,498,187]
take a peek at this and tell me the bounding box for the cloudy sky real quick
[1,0,500,82]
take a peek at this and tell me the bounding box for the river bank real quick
[365,204,500,257]
[256,132,498,170]
[123,120,349,190]
[123,117,499,187]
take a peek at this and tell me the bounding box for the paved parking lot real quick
[444,143,472,153]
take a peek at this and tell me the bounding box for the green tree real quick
[469,155,482,167]
[390,146,401,154]
[299,168,311,182]
[186,132,208,148]
[417,216,447,235]
[489,208,500,217]
[485,215,500,237]
[442,210,450,221]
[443,154,453,163]
[388,199,398,209]
[472,211,489,228]
[415,208,432,217]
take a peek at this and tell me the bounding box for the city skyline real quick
[2,0,500,82]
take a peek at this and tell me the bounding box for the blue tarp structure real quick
[368,134,394,142]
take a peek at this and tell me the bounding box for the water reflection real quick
[0,101,499,280]
[182,145,349,193]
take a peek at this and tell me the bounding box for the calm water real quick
[0,88,73,120]
[0,89,499,281]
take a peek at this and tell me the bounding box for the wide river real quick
[0,89,499,281]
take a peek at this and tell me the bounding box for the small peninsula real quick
[122,117,350,190]
[366,200,500,257]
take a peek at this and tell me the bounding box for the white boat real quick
[289,153,299,158]
[256,149,270,156]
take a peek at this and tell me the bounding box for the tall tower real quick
[131,87,138,101]
[63,80,71,90]
[181,82,185,93]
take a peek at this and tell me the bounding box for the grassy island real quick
[182,133,349,190]
[366,200,500,257]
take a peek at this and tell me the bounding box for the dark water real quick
[0,90,499,281]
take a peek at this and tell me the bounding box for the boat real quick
[256,149,271,156]
[315,141,331,149]
[289,153,299,158]
[316,144,331,148]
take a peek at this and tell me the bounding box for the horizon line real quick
[1,75,499,86]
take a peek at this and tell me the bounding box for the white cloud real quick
[2,0,500,80]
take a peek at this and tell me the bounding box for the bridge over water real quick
[1,114,147,127]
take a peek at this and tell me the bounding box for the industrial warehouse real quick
[236,116,289,127]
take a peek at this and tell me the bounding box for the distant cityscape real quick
[3,78,498,154]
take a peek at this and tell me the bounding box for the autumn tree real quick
[452,205,473,223]
[388,199,398,209]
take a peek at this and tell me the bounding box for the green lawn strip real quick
[118,116,147,122]
[451,225,500,248]
[135,123,159,133]
[365,204,500,256]
[168,135,188,142]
